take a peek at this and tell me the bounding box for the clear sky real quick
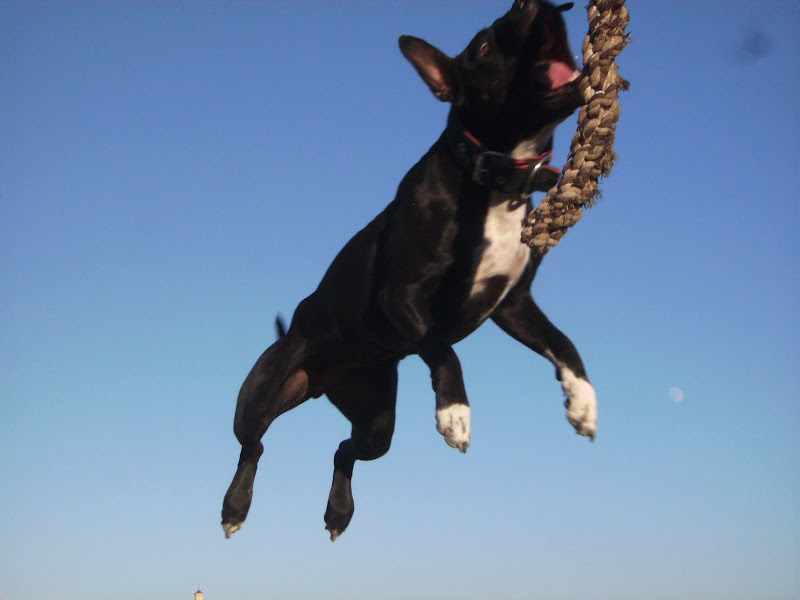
[1,2,798,599]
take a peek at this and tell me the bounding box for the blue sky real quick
[1,2,798,599]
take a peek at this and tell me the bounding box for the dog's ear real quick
[398,35,457,103]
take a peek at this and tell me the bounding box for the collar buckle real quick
[520,153,552,199]
[472,151,509,186]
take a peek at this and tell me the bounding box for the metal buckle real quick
[520,154,550,198]
[472,151,506,185]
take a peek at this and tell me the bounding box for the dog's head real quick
[400,0,583,155]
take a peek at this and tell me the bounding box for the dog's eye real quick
[478,42,490,57]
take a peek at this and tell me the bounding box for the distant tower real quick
[194,590,204,600]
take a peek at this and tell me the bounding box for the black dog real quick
[222,0,597,541]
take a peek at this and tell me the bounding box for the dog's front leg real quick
[379,289,470,452]
[491,289,597,441]
[419,334,471,453]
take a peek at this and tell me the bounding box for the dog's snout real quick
[513,0,540,26]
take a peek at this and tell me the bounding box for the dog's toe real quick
[436,404,470,452]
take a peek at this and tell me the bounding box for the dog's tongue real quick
[547,61,579,89]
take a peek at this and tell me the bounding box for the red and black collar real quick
[444,113,561,198]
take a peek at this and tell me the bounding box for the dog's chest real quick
[468,194,530,301]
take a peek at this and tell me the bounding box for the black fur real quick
[222,0,594,541]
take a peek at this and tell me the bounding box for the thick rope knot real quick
[521,0,630,256]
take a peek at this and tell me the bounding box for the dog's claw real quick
[440,428,469,453]
[567,412,597,441]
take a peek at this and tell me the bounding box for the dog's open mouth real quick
[543,60,581,91]
[533,8,582,96]
[532,58,582,98]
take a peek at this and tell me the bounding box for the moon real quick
[668,387,684,404]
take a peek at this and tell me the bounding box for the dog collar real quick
[444,113,562,198]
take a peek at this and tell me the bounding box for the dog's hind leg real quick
[323,362,398,541]
[491,289,597,441]
[222,336,310,538]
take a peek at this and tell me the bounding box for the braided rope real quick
[521,0,630,256]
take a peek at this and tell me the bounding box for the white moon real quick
[668,387,684,403]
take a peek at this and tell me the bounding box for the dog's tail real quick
[275,314,287,338]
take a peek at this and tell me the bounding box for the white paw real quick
[560,369,597,441]
[436,404,471,453]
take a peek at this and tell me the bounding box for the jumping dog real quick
[222,0,597,541]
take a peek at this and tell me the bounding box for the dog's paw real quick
[324,507,352,543]
[560,369,597,441]
[436,404,470,453]
[222,521,241,539]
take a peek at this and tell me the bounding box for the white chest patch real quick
[469,193,530,304]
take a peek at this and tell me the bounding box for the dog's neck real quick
[511,124,557,159]
[442,112,560,198]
